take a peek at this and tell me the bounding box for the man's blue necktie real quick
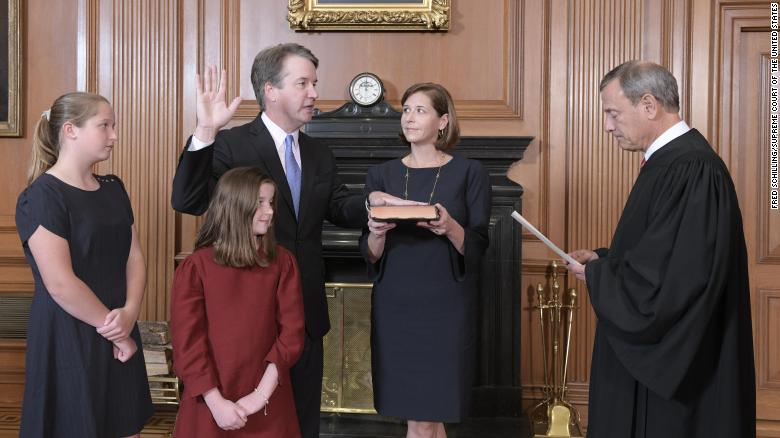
[284,134,301,217]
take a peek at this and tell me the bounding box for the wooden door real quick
[721,18,780,432]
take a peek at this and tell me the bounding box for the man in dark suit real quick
[171,43,378,437]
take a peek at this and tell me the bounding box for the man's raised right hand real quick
[194,65,242,143]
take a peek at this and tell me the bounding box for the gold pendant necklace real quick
[403,155,443,203]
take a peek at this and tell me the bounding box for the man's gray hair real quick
[250,43,319,109]
[599,60,680,112]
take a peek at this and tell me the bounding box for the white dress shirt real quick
[644,120,691,161]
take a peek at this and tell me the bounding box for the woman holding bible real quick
[360,83,491,438]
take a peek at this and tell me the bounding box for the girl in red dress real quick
[171,167,305,437]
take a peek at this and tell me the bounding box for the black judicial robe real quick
[584,129,755,438]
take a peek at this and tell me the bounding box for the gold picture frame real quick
[288,0,450,31]
[0,0,22,137]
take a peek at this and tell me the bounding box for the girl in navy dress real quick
[15,92,153,437]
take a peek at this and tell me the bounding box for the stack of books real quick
[138,321,172,377]
[143,345,172,376]
[138,321,180,404]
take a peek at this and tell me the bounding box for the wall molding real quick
[79,0,183,320]
[758,289,780,390]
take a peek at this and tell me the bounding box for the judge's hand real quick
[417,203,462,238]
[565,249,599,281]
[204,389,248,430]
[194,65,241,143]
[112,337,137,362]
[368,191,425,207]
[368,218,396,239]
[97,307,134,341]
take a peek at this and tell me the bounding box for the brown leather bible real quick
[369,205,439,222]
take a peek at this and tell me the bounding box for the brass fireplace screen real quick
[321,283,376,413]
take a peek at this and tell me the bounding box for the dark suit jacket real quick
[171,114,366,338]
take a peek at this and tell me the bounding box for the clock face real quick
[349,73,383,106]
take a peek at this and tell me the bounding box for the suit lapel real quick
[297,133,318,228]
[249,116,297,220]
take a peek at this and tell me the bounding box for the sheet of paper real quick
[510,211,582,267]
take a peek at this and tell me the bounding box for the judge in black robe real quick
[566,60,755,438]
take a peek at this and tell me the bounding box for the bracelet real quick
[253,387,269,415]
[365,196,371,213]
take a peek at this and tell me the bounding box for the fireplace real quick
[307,102,530,417]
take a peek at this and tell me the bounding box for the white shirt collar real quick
[261,112,299,152]
[261,113,301,171]
[644,120,690,161]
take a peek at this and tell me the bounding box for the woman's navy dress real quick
[360,155,491,422]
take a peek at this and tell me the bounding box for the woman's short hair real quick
[399,82,460,151]
[195,167,277,268]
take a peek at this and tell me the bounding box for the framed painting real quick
[0,0,21,137]
[288,0,450,31]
